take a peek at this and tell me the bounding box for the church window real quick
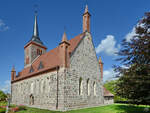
[29,66,34,73]
[79,77,83,95]
[87,78,90,96]
[93,82,96,96]
[38,61,44,70]
[43,81,46,93]
[41,80,43,93]
[30,82,34,94]
[37,49,42,55]
[40,50,42,55]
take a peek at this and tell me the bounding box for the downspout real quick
[56,66,59,109]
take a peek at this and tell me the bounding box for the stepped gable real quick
[103,87,114,97]
[13,33,85,82]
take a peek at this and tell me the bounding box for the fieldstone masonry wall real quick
[11,68,65,111]
[64,32,104,110]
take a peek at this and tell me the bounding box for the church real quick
[11,5,112,111]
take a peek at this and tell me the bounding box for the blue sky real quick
[0,0,150,92]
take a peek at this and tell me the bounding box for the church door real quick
[29,94,34,105]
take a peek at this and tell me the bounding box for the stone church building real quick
[11,5,112,111]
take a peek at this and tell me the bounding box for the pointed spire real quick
[33,12,39,37]
[30,11,45,46]
[83,4,91,32]
[99,57,103,64]
[61,32,68,42]
[12,66,15,72]
[84,4,88,13]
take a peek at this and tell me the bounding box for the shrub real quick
[18,105,26,110]
[11,107,19,112]
[0,91,7,102]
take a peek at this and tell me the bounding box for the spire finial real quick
[84,4,88,13]
[12,65,15,72]
[62,31,68,42]
[99,56,103,63]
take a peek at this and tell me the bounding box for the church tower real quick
[83,5,91,32]
[24,12,47,67]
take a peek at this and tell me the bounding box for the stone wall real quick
[104,97,114,105]
[11,68,65,111]
[64,32,104,110]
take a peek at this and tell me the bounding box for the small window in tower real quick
[38,61,44,70]
[37,49,42,55]
[37,49,40,55]
[40,50,42,55]
[29,66,34,73]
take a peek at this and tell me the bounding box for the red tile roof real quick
[12,33,85,82]
[103,87,114,97]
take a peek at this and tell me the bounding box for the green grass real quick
[0,103,150,113]
[16,104,150,113]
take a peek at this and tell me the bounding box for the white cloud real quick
[0,19,9,31]
[103,68,116,82]
[0,80,11,93]
[125,27,136,42]
[95,35,120,56]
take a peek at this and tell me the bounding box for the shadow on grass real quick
[114,104,150,113]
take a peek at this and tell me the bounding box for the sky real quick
[0,0,150,93]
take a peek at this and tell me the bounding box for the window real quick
[38,61,44,70]
[87,79,90,96]
[37,49,42,55]
[79,77,83,95]
[41,80,43,93]
[30,82,34,94]
[29,66,34,73]
[93,82,96,96]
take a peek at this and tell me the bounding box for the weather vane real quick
[34,4,38,15]
[85,0,88,5]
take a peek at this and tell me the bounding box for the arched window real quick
[30,82,34,94]
[93,82,96,96]
[87,79,90,96]
[41,80,43,93]
[37,49,42,55]
[79,77,83,95]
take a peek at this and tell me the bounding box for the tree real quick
[114,12,150,104]
[104,80,126,102]
[0,90,7,101]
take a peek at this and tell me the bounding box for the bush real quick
[0,91,7,102]
[11,107,19,112]
[18,105,26,110]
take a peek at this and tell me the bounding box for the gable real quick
[70,32,101,80]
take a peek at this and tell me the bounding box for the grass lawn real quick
[15,104,150,113]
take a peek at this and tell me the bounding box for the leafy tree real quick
[0,90,7,101]
[104,80,126,102]
[114,12,150,104]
